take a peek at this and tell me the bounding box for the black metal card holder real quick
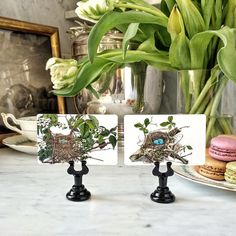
[150,161,175,203]
[66,160,91,201]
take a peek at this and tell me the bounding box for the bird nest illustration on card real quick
[37,114,117,163]
[130,116,193,164]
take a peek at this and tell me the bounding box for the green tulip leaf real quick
[86,84,100,99]
[100,49,171,68]
[189,32,214,69]
[168,5,191,69]
[224,0,236,28]
[169,33,191,69]
[190,27,236,82]
[97,68,116,94]
[53,48,171,97]
[161,0,176,14]
[126,0,160,11]
[88,10,168,62]
[138,32,167,55]
[136,24,171,48]
[176,0,205,38]
[214,0,223,29]
[201,0,214,28]
[154,25,171,48]
[214,27,236,82]
[122,23,140,58]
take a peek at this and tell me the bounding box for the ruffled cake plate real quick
[173,165,236,191]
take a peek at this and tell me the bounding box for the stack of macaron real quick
[224,162,236,184]
[198,150,226,180]
[198,135,236,184]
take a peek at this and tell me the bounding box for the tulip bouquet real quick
[46,0,236,144]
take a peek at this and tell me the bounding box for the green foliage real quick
[37,115,117,162]
[161,0,176,16]
[160,116,176,130]
[186,145,193,150]
[109,135,117,149]
[88,10,168,63]
[49,0,236,117]
[38,145,53,162]
[54,49,171,96]
[37,114,62,162]
[134,117,151,136]
[122,23,140,58]
[70,116,118,152]
[175,0,205,39]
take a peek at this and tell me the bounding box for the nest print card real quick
[124,115,206,165]
[37,114,118,165]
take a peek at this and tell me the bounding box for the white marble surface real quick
[0,147,236,236]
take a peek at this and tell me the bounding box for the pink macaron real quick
[209,135,236,161]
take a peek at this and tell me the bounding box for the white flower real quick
[46,58,79,90]
[75,0,117,23]
[45,57,57,70]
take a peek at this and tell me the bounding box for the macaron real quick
[198,150,227,181]
[209,135,236,161]
[224,161,236,184]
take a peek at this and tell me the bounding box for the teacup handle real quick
[1,113,23,134]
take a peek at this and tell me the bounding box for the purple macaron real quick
[209,135,236,161]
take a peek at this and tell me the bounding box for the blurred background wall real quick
[0,0,78,58]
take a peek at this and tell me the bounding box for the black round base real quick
[150,187,175,203]
[66,184,91,201]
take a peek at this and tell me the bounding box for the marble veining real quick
[0,148,236,236]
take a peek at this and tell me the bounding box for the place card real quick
[37,114,118,165]
[124,114,206,165]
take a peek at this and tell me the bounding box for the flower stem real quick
[179,71,191,113]
[206,76,228,142]
[210,77,228,116]
[204,99,214,116]
[218,117,233,134]
[192,70,204,102]
[195,92,211,114]
[189,70,218,114]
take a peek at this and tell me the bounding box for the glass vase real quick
[73,64,163,146]
[78,64,163,116]
[177,69,235,146]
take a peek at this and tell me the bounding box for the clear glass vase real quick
[78,64,163,116]
[73,64,163,146]
[177,69,235,146]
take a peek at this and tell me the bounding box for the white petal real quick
[66,66,78,77]
[45,57,57,70]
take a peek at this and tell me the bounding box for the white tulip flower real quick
[75,0,117,23]
[46,58,79,90]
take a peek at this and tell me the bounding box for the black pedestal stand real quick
[66,160,91,201]
[150,161,175,203]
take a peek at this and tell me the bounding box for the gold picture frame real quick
[0,16,66,114]
[0,17,66,144]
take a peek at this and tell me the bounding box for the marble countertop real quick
[0,147,236,236]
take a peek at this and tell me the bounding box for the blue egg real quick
[153,138,164,145]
